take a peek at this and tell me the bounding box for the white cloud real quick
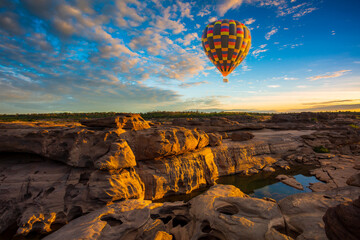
[308,70,351,81]
[272,76,298,81]
[208,16,217,22]
[243,18,256,25]
[259,44,267,48]
[331,30,336,35]
[129,29,168,55]
[179,81,208,88]
[177,32,199,46]
[284,77,298,80]
[268,85,280,88]
[177,1,194,20]
[241,63,251,71]
[195,24,200,29]
[296,85,307,88]
[0,12,24,35]
[152,7,186,34]
[217,0,244,16]
[252,44,267,58]
[252,49,268,58]
[197,6,211,17]
[293,7,317,18]
[265,27,278,40]
[115,0,147,27]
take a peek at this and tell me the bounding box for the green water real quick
[155,165,321,203]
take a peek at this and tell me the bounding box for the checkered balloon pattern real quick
[202,19,251,77]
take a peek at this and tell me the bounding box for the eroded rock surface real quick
[0,153,144,238]
[0,113,359,239]
[323,196,360,240]
[279,186,360,240]
[43,185,289,240]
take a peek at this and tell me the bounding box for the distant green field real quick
[0,111,271,122]
[0,111,358,122]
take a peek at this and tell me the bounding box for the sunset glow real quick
[0,0,359,113]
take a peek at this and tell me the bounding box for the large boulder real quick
[94,140,136,170]
[136,148,218,200]
[122,127,210,161]
[0,124,127,169]
[323,196,360,240]
[346,173,360,187]
[231,132,254,142]
[208,132,223,146]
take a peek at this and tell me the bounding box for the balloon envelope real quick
[201,19,251,78]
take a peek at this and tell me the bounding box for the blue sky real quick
[0,0,359,113]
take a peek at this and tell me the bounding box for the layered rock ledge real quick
[0,112,359,238]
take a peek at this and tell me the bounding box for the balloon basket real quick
[223,78,229,83]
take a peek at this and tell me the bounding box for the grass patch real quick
[349,124,359,129]
[313,145,330,153]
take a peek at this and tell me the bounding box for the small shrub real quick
[349,124,359,129]
[313,145,330,153]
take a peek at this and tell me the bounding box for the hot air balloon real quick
[201,19,251,82]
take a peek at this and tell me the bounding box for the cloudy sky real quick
[0,0,359,113]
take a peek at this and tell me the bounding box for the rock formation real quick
[323,196,360,240]
[0,112,359,238]
[275,175,304,190]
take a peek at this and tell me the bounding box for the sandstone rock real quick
[0,125,125,168]
[231,131,254,141]
[153,231,173,240]
[212,143,276,176]
[346,173,360,187]
[136,148,218,200]
[0,122,212,169]
[43,199,164,240]
[278,186,360,240]
[323,196,360,240]
[38,184,360,240]
[263,166,276,173]
[80,114,150,130]
[122,127,209,161]
[220,132,229,139]
[0,154,145,237]
[94,140,136,170]
[309,154,360,191]
[208,132,222,146]
[189,185,286,240]
[275,160,290,170]
[275,175,303,190]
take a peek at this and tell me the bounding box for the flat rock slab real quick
[279,186,360,240]
[276,174,304,190]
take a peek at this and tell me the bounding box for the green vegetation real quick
[349,124,359,129]
[0,111,272,122]
[0,111,359,122]
[140,111,271,119]
[313,145,330,153]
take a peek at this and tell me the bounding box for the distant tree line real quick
[0,111,358,122]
